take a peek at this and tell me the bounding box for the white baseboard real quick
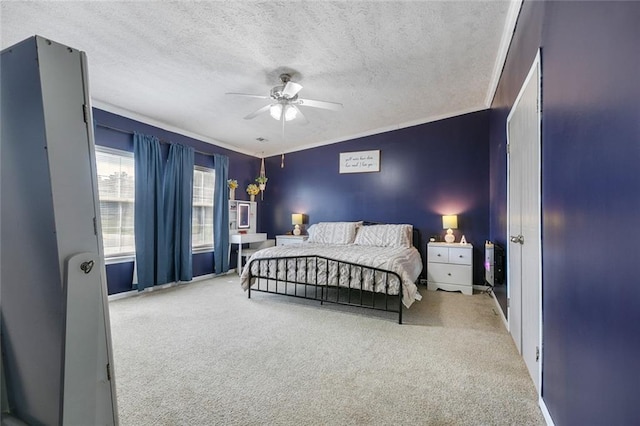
[107,271,234,302]
[107,290,138,301]
[539,397,555,425]
[192,273,216,282]
[473,284,491,291]
[490,289,509,330]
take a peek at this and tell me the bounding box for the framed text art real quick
[339,150,380,174]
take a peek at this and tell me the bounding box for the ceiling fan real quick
[226,73,343,135]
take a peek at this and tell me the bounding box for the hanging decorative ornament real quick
[256,156,268,200]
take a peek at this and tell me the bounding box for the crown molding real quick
[277,106,486,156]
[484,0,524,107]
[91,100,259,157]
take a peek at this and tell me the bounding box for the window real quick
[95,149,215,255]
[95,147,135,257]
[192,166,215,249]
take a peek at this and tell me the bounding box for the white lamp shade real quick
[291,213,304,225]
[442,215,458,230]
[292,213,305,235]
[270,104,297,121]
[284,105,297,121]
[269,104,282,120]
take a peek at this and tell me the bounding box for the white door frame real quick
[506,49,542,394]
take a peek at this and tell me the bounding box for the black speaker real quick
[485,241,505,286]
[494,243,505,285]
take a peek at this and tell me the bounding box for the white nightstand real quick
[276,235,309,246]
[426,242,473,295]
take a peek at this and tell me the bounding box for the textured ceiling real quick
[1,1,520,157]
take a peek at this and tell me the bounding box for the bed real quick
[240,222,423,323]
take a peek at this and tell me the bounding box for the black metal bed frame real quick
[247,255,404,324]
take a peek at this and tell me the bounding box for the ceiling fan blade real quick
[282,81,303,98]
[243,104,272,120]
[297,98,343,111]
[226,92,270,100]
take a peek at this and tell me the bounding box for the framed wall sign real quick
[339,150,380,174]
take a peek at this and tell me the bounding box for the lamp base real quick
[293,225,301,236]
[444,228,455,243]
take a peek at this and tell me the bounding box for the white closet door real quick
[507,51,542,393]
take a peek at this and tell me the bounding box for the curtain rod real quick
[95,122,215,157]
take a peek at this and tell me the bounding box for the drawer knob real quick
[448,273,452,276]
[437,254,441,257]
[459,255,463,258]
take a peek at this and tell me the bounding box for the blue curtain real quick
[213,154,229,274]
[164,144,194,282]
[134,132,166,290]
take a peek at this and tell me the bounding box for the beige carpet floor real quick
[108,275,545,425]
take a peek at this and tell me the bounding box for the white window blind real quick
[192,167,215,249]
[95,147,135,257]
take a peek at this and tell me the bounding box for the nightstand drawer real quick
[427,263,472,285]
[427,246,449,263]
[449,247,472,265]
[276,235,309,246]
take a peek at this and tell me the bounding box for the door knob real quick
[510,234,524,244]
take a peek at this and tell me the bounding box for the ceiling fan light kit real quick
[270,103,298,121]
[227,72,343,137]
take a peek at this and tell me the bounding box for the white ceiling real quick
[1,1,520,157]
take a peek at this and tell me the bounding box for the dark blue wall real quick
[93,108,257,294]
[489,1,640,424]
[261,110,490,284]
[489,0,544,315]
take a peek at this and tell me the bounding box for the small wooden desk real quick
[229,233,267,275]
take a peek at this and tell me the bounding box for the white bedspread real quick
[240,243,423,308]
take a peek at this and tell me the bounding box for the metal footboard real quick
[247,255,404,324]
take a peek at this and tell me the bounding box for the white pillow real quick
[307,222,362,244]
[353,224,413,248]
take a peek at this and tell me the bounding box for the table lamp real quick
[442,215,458,243]
[292,213,304,235]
